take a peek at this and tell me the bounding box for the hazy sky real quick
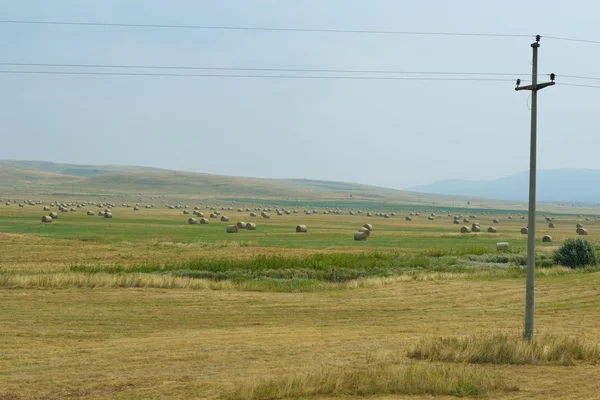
[1,1,599,189]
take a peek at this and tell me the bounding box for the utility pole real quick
[515,35,555,340]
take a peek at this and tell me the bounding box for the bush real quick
[554,238,598,268]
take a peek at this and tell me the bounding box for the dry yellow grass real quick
[1,274,600,399]
[408,332,600,366]
[230,362,516,399]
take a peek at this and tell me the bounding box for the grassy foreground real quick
[2,274,600,399]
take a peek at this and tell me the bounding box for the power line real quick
[0,62,525,76]
[543,36,600,45]
[0,19,532,38]
[557,82,600,89]
[557,74,600,82]
[0,70,517,81]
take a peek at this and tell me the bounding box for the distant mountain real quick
[406,169,600,203]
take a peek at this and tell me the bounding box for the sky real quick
[1,0,599,189]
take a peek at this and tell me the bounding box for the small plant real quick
[554,238,598,268]
[451,382,480,397]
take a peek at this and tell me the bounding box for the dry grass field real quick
[1,198,600,399]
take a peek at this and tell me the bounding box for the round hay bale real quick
[183,210,190,215]
[237,221,248,229]
[49,212,58,219]
[472,225,481,233]
[200,218,209,224]
[463,218,470,223]
[428,216,434,220]
[577,228,589,235]
[41,215,53,223]
[250,212,257,217]
[542,235,552,242]
[453,219,460,224]
[405,216,412,221]
[358,227,371,237]
[246,222,257,230]
[363,224,373,231]
[493,219,500,224]
[354,231,368,241]
[188,218,198,224]
[87,210,94,215]
[134,206,140,211]
[226,225,238,233]
[497,242,509,251]
[521,227,528,235]
[43,206,50,211]
[488,226,497,233]
[296,225,308,233]
[221,216,230,222]
[549,222,555,228]
[98,211,105,217]
[576,223,584,229]
[461,226,471,234]
[104,212,113,219]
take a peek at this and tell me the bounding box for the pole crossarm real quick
[515,81,556,91]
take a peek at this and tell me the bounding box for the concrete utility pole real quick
[515,35,555,340]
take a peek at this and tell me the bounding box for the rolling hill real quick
[406,169,600,203]
[1,160,460,205]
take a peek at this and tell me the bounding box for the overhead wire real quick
[0,70,518,81]
[0,19,533,38]
[0,62,527,76]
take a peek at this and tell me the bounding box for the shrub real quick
[554,238,598,268]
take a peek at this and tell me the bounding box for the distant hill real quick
[0,160,468,206]
[406,169,600,203]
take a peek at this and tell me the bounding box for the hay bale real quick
[453,219,460,224]
[576,223,584,229]
[104,212,113,219]
[577,228,589,235]
[226,225,238,233]
[461,226,471,234]
[134,206,140,211]
[493,219,500,224]
[405,216,412,221]
[246,222,257,230]
[250,212,257,217]
[43,206,50,211]
[87,210,94,215]
[183,210,190,215]
[472,225,481,233]
[549,222,555,228]
[542,235,552,242]
[200,218,209,224]
[221,216,230,222]
[41,215,53,223]
[363,224,373,231]
[488,226,497,233]
[98,211,106,217]
[463,218,469,223]
[354,231,368,241]
[188,218,198,224]
[237,221,248,229]
[428,216,434,220]
[296,225,308,233]
[358,227,371,237]
[521,227,528,234]
[497,242,509,251]
[49,212,58,219]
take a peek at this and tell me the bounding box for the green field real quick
[2,162,600,399]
